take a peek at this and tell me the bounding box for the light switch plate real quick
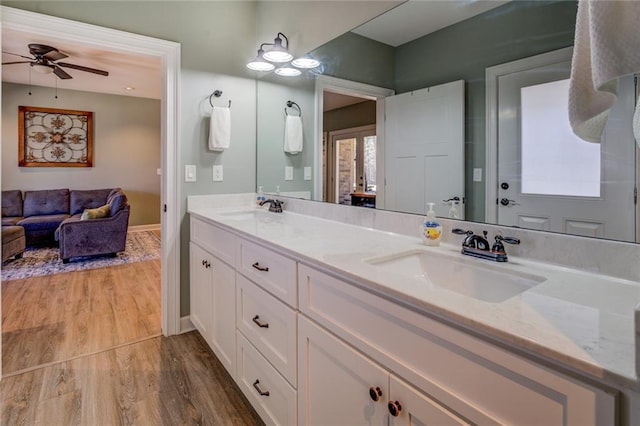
[185,165,196,182]
[304,166,312,180]
[285,166,294,181]
[212,165,223,182]
[473,168,482,182]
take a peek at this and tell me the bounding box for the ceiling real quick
[352,0,510,47]
[2,28,161,99]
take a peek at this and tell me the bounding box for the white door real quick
[298,316,388,425]
[189,243,213,347]
[496,58,636,241]
[388,375,469,426]
[385,80,465,218]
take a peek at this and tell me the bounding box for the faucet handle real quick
[452,228,473,235]
[495,235,520,245]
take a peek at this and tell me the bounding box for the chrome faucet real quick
[260,199,284,213]
[452,229,520,262]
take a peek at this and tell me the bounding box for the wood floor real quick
[1,259,263,424]
[2,260,161,375]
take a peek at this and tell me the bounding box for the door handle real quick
[499,198,517,206]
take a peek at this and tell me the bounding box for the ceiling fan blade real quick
[2,61,33,65]
[44,50,68,61]
[2,51,34,60]
[53,66,73,80]
[56,61,108,76]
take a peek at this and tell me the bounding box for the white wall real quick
[1,82,161,226]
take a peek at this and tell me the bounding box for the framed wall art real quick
[18,106,93,167]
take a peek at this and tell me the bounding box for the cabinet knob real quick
[252,262,269,272]
[202,259,206,266]
[369,386,382,402]
[253,379,270,397]
[388,401,402,417]
[204,261,211,268]
[252,315,269,328]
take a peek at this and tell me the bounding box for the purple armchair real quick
[55,189,130,263]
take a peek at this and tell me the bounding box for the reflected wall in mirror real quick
[256,0,639,243]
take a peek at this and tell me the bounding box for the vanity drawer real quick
[236,238,297,307]
[236,332,297,426]
[190,216,235,266]
[236,274,297,386]
[298,264,616,426]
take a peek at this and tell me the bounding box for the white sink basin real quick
[366,249,546,303]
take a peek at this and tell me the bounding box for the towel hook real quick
[209,90,231,108]
[284,100,302,117]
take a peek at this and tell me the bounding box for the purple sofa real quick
[1,188,130,263]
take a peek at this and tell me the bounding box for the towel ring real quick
[284,100,301,117]
[209,90,231,108]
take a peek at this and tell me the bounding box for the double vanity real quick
[188,193,640,425]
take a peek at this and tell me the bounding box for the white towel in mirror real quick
[209,106,231,151]
[569,0,640,143]
[284,115,303,154]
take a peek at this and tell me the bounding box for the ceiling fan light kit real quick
[2,43,109,80]
[247,32,320,76]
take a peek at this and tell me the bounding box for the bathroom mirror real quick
[256,0,639,243]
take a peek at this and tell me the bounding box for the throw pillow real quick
[81,204,111,220]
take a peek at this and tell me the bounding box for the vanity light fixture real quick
[262,32,293,63]
[291,57,320,69]
[247,46,276,71]
[275,66,301,77]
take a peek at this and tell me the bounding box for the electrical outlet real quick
[473,168,482,182]
[304,166,312,180]
[212,165,223,182]
[285,166,294,181]
[185,165,196,182]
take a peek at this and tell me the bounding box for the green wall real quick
[395,0,577,221]
[312,31,395,90]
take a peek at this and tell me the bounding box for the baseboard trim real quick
[180,316,195,334]
[129,223,161,232]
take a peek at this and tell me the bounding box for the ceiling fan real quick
[2,43,109,79]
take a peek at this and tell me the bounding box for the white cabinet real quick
[236,332,297,426]
[298,316,470,426]
[189,242,213,346]
[236,238,297,307]
[189,217,237,377]
[298,316,388,425]
[298,264,617,426]
[236,274,297,385]
[388,375,470,426]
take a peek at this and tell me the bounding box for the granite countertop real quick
[189,206,640,391]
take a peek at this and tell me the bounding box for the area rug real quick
[1,230,160,281]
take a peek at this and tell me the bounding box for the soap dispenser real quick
[256,186,265,205]
[421,202,442,246]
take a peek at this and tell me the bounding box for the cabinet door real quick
[190,242,213,347]
[298,316,387,426]
[210,255,236,376]
[388,375,470,426]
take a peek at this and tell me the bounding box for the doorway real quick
[1,6,181,375]
[326,125,377,206]
[486,47,637,241]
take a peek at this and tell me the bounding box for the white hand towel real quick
[284,115,303,154]
[569,0,640,143]
[208,106,231,151]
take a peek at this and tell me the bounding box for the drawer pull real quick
[388,401,402,417]
[204,261,211,269]
[252,262,269,272]
[253,379,270,397]
[252,315,269,328]
[369,386,383,402]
